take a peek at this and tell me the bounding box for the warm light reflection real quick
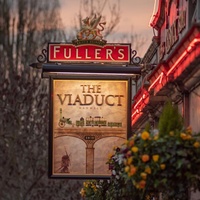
[167,51,187,76]
[167,38,200,75]
[131,89,149,120]
[133,94,146,109]
[148,72,164,91]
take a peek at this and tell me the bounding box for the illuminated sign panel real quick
[48,43,131,64]
[49,77,131,178]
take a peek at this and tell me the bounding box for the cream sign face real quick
[49,77,130,178]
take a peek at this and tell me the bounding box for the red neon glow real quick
[132,36,200,126]
[133,94,146,109]
[131,92,150,120]
[188,38,200,50]
[148,37,200,91]
[167,38,200,75]
[131,110,138,118]
[131,112,142,126]
[148,72,164,91]
[167,51,187,75]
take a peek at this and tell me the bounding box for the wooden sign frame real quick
[49,74,131,178]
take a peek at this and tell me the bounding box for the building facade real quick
[131,1,200,198]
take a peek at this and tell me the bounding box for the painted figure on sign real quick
[57,148,71,173]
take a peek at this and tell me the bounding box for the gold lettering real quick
[95,94,104,106]
[80,85,87,93]
[57,94,72,105]
[96,85,101,93]
[57,88,124,107]
[80,85,101,93]
[115,95,124,106]
[73,95,83,105]
[83,94,93,105]
[105,95,115,106]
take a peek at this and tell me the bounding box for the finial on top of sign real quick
[72,14,107,46]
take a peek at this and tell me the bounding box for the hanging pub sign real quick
[49,76,131,178]
[28,14,141,179]
[47,15,131,64]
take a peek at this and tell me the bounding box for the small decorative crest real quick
[72,14,107,46]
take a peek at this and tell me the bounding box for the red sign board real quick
[48,43,131,64]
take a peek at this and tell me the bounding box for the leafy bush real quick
[80,102,200,200]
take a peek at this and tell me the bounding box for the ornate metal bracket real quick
[37,48,47,63]
[131,50,141,65]
[29,48,47,69]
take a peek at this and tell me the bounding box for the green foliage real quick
[80,103,200,200]
[80,148,142,200]
[158,101,183,136]
[144,122,151,132]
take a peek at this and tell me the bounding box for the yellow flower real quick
[169,131,174,136]
[186,126,192,134]
[107,153,113,160]
[160,164,166,170]
[181,133,192,140]
[80,188,85,197]
[154,135,159,140]
[140,172,147,180]
[83,182,88,187]
[127,157,133,165]
[91,184,97,190]
[141,154,150,162]
[125,166,130,173]
[180,133,187,140]
[131,146,139,153]
[145,166,151,174]
[141,131,150,140]
[194,141,200,148]
[153,155,159,162]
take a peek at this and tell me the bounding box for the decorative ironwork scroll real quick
[37,48,47,63]
[131,50,141,65]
